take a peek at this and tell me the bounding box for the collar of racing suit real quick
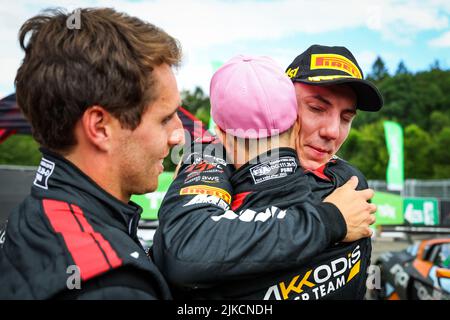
[230,147,300,193]
[229,147,340,194]
[31,148,142,237]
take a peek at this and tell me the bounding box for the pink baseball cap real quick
[210,55,298,139]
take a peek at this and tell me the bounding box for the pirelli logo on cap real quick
[310,54,362,79]
[180,185,231,204]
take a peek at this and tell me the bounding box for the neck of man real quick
[64,144,129,203]
[298,154,333,171]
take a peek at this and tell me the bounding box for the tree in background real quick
[368,56,389,82]
[0,134,41,166]
[403,124,432,179]
[430,111,450,134]
[181,87,211,126]
[355,62,450,133]
[431,127,450,178]
[338,120,388,180]
[338,60,450,179]
[430,59,441,71]
[396,61,410,75]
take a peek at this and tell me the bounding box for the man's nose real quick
[169,114,185,146]
[319,117,340,140]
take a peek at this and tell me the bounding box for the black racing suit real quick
[152,140,371,300]
[0,149,172,299]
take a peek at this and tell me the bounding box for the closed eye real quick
[162,113,175,125]
[342,111,356,123]
[309,105,324,112]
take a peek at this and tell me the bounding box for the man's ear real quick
[81,106,114,152]
[289,115,301,149]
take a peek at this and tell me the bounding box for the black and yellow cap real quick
[286,44,383,111]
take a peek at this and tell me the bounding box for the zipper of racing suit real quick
[128,213,142,245]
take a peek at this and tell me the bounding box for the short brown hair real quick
[15,8,182,151]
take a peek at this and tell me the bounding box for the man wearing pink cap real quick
[152,55,376,300]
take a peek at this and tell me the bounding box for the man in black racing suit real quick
[152,55,377,300]
[0,8,183,299]
[0,149,172,299]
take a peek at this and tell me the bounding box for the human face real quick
[294,83,357,170]
[115,64,184,198]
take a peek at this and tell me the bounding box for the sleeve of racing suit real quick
[152,141,346,289]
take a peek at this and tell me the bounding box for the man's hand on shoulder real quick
[324,176,376,242]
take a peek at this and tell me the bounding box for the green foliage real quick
[395,61,410,75]
[163,153,177,173]
[431,127,450,178]
[340,119,450,180]
[346,62,450,179]
[404,124,432,179]
[338,121,388,180]
[0,134,41,166]
[355,68,450,131]
[430,59,441,71]
[367,56,389,82]
[430,111,450,134]
[181,86,211,127]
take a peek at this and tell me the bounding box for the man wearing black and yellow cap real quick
[153,52,379,300]
[286,44,383,170]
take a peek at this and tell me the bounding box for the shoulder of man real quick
[176,136,235,180]
[328,155,369,190]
